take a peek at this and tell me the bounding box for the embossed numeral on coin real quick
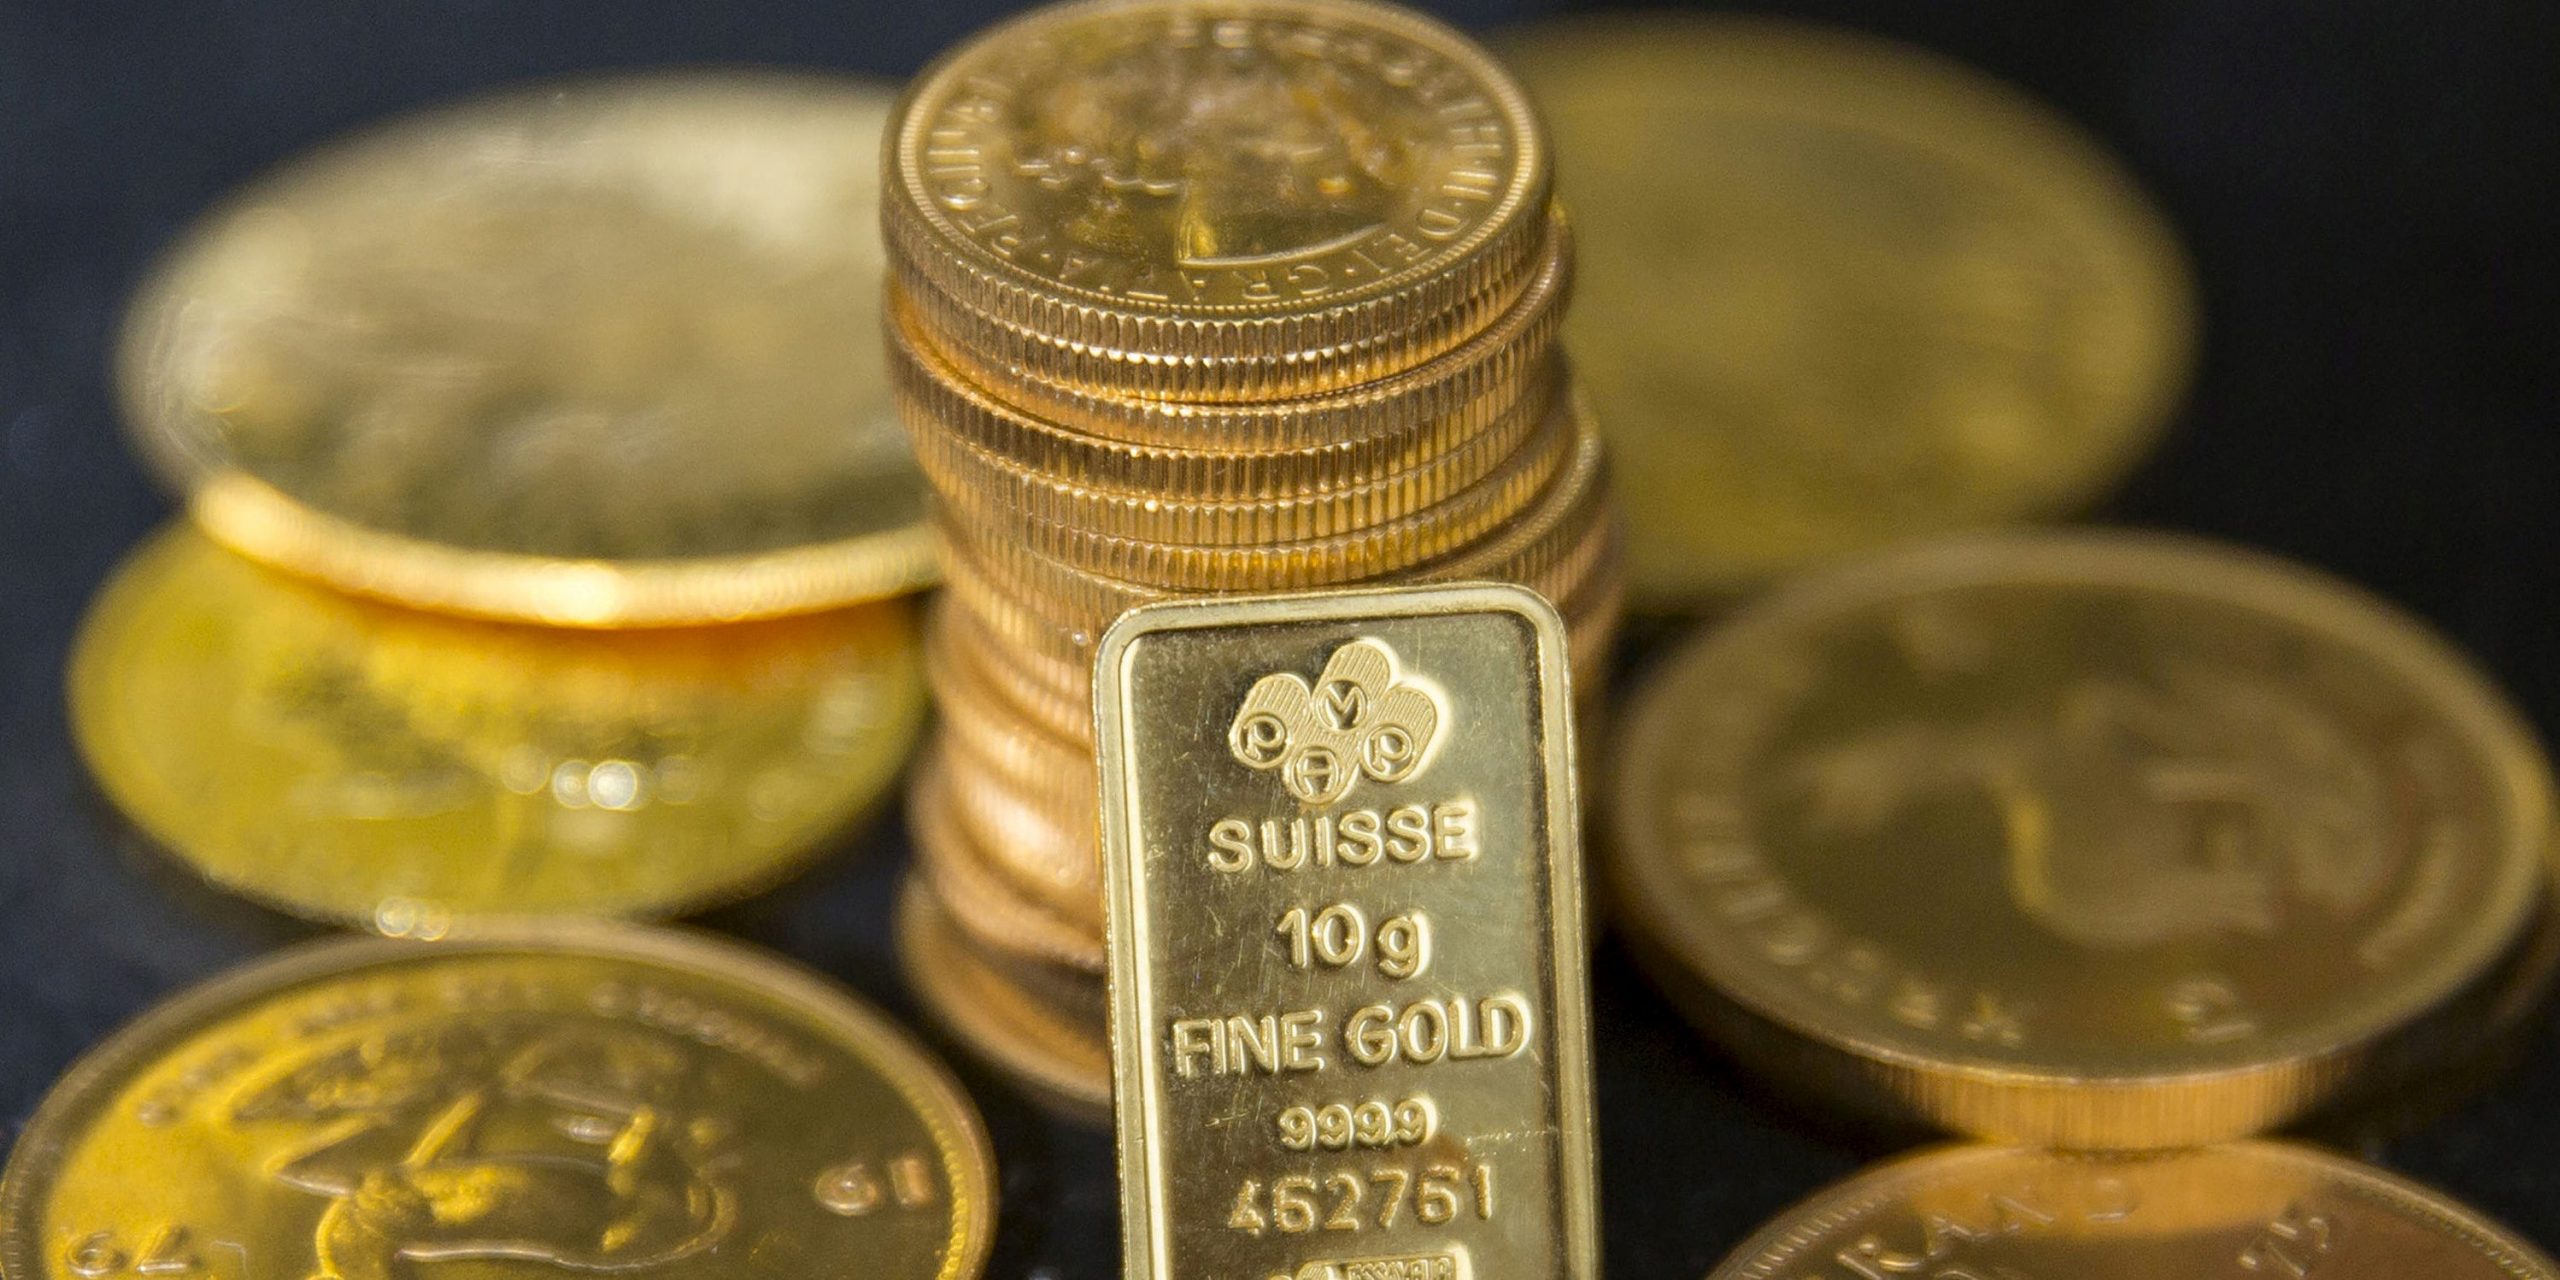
[813,1152,940,1215]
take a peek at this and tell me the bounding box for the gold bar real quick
[1096,583,1598,1280]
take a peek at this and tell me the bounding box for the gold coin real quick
[891,213,1568,459]
[1610,532,2552,1147]
[1709,1142,2557,1278]
[896,878,1111,1124]
[945,393,1610,641]
[885,0,1553,401]
[121,72,933,626]
[911,753,1110,975]
[1504,18,2196,605]
[0,926,997,1280]
[70,527,926,932]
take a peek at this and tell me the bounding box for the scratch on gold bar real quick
[1096,583,1597,1280]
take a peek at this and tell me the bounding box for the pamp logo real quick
[1228,638,1445,805]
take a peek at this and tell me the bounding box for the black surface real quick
[4,0,2558,1271]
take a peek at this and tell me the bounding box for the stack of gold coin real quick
[80,72,939,934]
[880,0,1622,1106]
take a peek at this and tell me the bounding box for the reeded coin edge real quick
[1610,529,2555,1088]
[894,877,1112,1123]
[1709,1142,2560,1279]
[0,925,997,1280]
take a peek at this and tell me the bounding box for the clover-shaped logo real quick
[1228,638,1445,805]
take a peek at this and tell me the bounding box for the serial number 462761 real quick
[1227,1161,1494,1236]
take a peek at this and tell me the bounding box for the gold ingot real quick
[897,878,1112,1125]
[1503,17,2196,606]
[1709,1142,2557,1277]
[1096,585,1598,1280]
[891,214,1567,458]
[121,73,933,626]
[1609,531,2552,1148]
[0,926,997,1280]
[70,527,925,932]
[884,0,1553,401]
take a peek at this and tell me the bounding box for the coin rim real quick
[1500,14,2200,603]
[66,525,929,931]
[117,70,938,627]
[1610,529,2554,1087]
[0,923,998,1280]
[1709,1141,2560,1278]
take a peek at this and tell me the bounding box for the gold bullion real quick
[912,751,1110,976]
[1097,584,1597,1280]
[946,394,1610,646]
[70,527,926,932]
[121,72,933,626]
[1707,1142,2558,1279]
[891,211,1569,457]
[898,878,1112,1124]
[885,0,1553,401]
[1503,17,2196,605]
[926,375,1578,589]
[1609,531,2552,1148]
[0,926,996,1280]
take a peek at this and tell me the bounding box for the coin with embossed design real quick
[1504,18,2195,606]
[121,72,932,626]
[887,0,1553,400]
[1610,532,2551,1147]
[0,926,996,1280]
[1708,1142,2557,1278]
[69,527,926,933]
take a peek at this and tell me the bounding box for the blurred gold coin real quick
[1709,1142,2557,1278]
[1610,532,2550,1147]
[121,72,933,626]
[1506,18,2196,605]
[885,0,1553,400]
[896,878,1110,1125]
[0,926,996,1280]
[69,527,926,933]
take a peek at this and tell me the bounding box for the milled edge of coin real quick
[1707,1142,2560,1279]
[884,0,1554,399]
[1093,581,1601,1280]
[118,72,938,628]
[896,876,1113,1125]
[893,215,1572,458]
[1499,14,2200,603]
[1608,529,2555,1147]
[0,923,998,1280]
[66,525,933,933]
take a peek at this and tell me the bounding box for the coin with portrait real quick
[69,528,925,933]
[0,927,995,1280]
[1610,532,2551,1147]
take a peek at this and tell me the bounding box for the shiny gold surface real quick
[121,73,933,626]
[70,527,925,932]
[1505,18,2195,605]
[1610,532,2552,1147]
[1097,585,1597,1280]
[1710,1143,2558,1278]
[0,927,996,1280]
[887,0,1553,400]
[896,878,1111,1125]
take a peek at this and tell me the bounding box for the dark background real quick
[4,0,2558,1271]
